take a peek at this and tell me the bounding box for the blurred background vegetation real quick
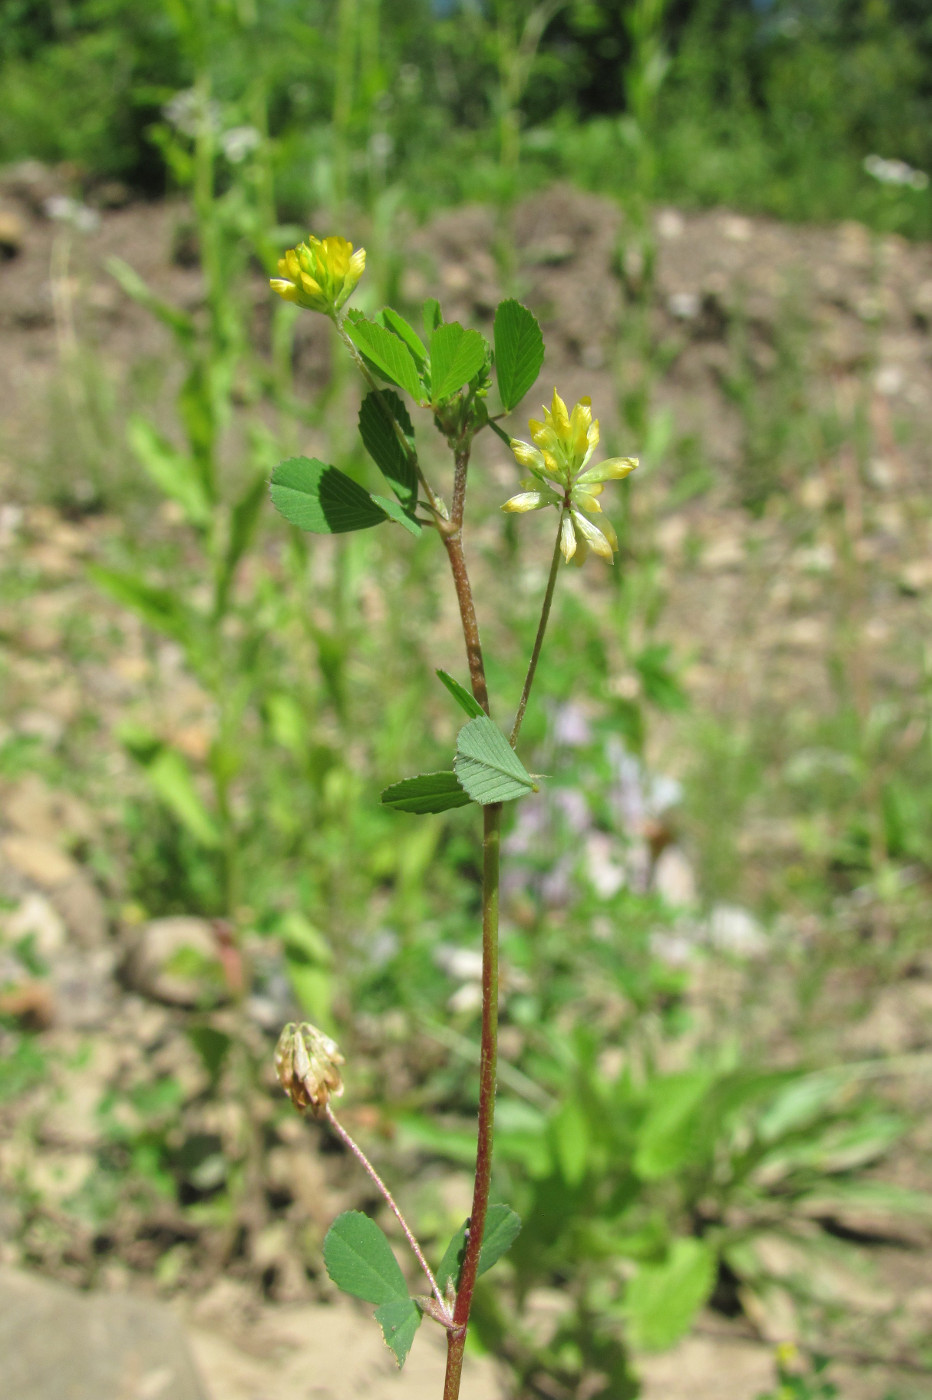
[0,0,930,234]
[1,3,931,1399]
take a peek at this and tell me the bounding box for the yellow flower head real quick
[270,234,366,315]
[502,389,637,566]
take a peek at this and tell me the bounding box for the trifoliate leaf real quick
[270,457,388,534]
[375,1298,421,1368]
[324,1211,409,1305]
[454,717,537,805]
[345,312,423,401]
[378,309,427,369]
[435,669,485,718]
[358,389,419,511]
[494,299,544,411]
[371,495,422,536]
[429,322,489,402]
[381,772,472,815]
[436,1204,522,1294]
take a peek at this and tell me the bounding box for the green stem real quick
[510,507,564,746]
[442,801,502,1400]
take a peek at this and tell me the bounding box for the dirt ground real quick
[1,171,931,1399]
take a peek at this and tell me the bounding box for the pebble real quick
[123,916,229,1007]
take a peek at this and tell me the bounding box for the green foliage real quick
[269,457,392,534]
[2,0,931,237]
[324,1211,422,1367]
[436,669,485,719]
[493,300,546,413]
[324,1210,412,1305]
[427,323,489,404]
[436,1204,523,1294]
[454,717,538,805]
[345,313,425,402]
[381,772,473,816]
[623,1238,716,1351]
[358,390,419,513]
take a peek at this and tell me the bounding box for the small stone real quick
[3,892,67,957]
[0,208,25,258]
[668,291,700,320]
[123,916,228,1007]
[52,872,108,947]
[0,834,81,888]
[656,208,685,240]
[721,214,753,242]
[899,558,932,594]
[3,775,96,845]
[652,846,697,907]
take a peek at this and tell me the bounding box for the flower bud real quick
[275,1021,345,1118]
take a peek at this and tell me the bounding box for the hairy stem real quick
[324,1105,451,1320]
[510,507,565,746]
[442,801,502,1400]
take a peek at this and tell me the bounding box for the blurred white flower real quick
[163,88,222,138]
[864,154,929,192]
[220,125,262,164]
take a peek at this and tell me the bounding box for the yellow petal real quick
[502,492,548,512]
[560,512,576,561]
[270,278,299,303]
[577,456,638,485]
[571,508,614,561]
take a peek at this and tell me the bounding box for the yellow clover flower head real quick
[270,234,366,315]
[502,389,637,566]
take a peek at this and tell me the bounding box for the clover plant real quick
[269,232,636,1399]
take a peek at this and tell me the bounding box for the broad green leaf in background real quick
[493,299,544,411]
[436,1204,523,1294]
[378,309,428,369]
[324,1211,410,1305]
[623,1238,716,1351]
[435,669,485,718]
[634,1071,716,1181]
[344,312,423,401]
[127,417,210,527]
[358,389,419,512]
[429,322,489,402]
[552,1096,591,1187]
[89,565,194,646]
[381,772,472,815]
[454,717,537,804]
[270,457,388,534]
[143,746,221,850]
[374,1298,422,1368]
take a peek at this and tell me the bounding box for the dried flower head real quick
[275,1021,345,1118]
[502,389,637,565]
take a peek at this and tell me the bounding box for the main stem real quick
[438,438,500,1400]
[443,802,501,1400]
